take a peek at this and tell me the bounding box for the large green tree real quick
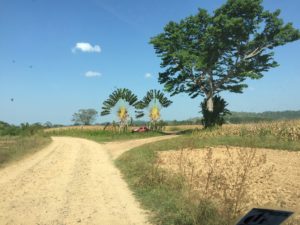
[150,0,300,126]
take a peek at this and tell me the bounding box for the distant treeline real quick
[2,110,300,132]
[225,110,300,123]
[0,121,63,136]
[127,110,300,125]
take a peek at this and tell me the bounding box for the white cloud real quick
[145,73,152,78]
[72,42,101,53]
[85,71,102,77]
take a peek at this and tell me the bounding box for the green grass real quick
[116,137,225,225]
[47,129,164,142]
[0,135,51,167]
[115,133,300,225]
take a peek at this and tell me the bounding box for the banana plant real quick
[101,88,139,131]
[137,90,172,130]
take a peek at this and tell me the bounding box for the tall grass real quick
[194,120,300,142]
[0,135,51,167]
[157,147,275,224]
[0,121,51,167]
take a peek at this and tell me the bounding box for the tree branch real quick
[190,72,208,95]
[216,42,272,90]
[243,44,272,60]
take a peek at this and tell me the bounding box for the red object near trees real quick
[132,126,149,133]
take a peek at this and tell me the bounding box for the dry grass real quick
[45,125,146,133]
[158,146,300,224]
[44,125,105,132]
[164,125,203,132]
[0,136,51,167]
[191,120,300,141]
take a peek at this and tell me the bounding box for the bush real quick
[0,121,44,136]
[201,96,230,128]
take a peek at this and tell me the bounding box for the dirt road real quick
[0,135,176,225]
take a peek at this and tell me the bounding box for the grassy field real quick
[0,135,51,167]
[47,128,164,142]
[116,120,300,225]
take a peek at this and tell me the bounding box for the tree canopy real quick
[150,0,300,114]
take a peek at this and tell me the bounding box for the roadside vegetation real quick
[0,121,51,167]
[116,120,300,225]
[47,127,164,142]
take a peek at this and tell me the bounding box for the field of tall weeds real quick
[0,135,51,167]
[193,120,300,141]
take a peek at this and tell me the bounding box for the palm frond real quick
[100,88,139,116]
[138,89,172,121]
[139,89,172,109]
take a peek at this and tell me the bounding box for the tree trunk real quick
[207,72,214,112]
[207,96,214,112]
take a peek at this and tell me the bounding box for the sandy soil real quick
[0,136,176,225]
[158,147,300,221]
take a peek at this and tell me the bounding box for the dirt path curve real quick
[0,135,177,225]
[102,135,177,160]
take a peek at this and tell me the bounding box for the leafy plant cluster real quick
[201,96,231,128]
[100,88,172,131]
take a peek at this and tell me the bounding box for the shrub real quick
[201,96,231,128]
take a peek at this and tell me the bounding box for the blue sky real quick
[0,0,300,125]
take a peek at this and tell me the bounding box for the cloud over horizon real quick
[72,42,101,53]
[85,71,102,77]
